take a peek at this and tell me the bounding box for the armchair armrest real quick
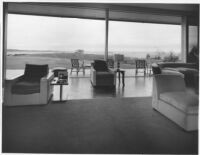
[40,72,54,88]
[41,71,54,82]
[108,68,115,74]
[90,66,96,85]
[152,74,186,109]
[40,72,54,104]
[4,75,24,105]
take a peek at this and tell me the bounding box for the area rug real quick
[2,97,198,154]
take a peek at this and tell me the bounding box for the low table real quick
[51,77,68,102]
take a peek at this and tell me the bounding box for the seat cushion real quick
[95,71,115,86]
[160,91,199,114]
[93,60,108,71]
[96,71,114,76]
[12,80,40,94]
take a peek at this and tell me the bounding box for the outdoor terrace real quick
[6,69,153,100]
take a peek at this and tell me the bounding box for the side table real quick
[51,77,68,102]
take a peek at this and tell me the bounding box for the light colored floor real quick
[69,68,152,77]
[58,68,153,100]
[6,69,197,101]
[52,76,153,100]
[6,69,153,100]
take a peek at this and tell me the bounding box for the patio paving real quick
[6,69,153,100]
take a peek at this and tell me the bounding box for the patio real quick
[6,69,153,100]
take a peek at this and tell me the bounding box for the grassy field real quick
[6,52,140,70]
[6,51,162,70]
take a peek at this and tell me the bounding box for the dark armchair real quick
[90,60,116,87]
[4,64,54,106]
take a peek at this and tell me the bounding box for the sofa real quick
[152,74,199,131]
[4,64,54,106]
[152,62,199,93]
[90,60,116,87]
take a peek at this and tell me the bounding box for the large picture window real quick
[108,21,181,69]
[7,14,105,70]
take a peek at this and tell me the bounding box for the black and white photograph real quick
[1,0,199,154]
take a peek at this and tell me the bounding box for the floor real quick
[2,97,198,154]
[6,69,153,100]
[52,76,153,100]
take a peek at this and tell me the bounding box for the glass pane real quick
[108,21,181,72]
[7,14,105,72]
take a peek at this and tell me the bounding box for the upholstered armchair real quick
[4,64,54,106]
[152,74,198,131]
[90,60,116,87]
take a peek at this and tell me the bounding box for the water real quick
[7,49,181,59]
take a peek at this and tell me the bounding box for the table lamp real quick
[114,54,124,71]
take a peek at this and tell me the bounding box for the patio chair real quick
[4,64,54,106]
[135,59,147,76]
[70,59,85,75]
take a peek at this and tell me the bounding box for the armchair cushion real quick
[96,71,115,77]
[11,79,40,94]
[160,91,198,114]
[24,64,49,80]
[11,64,49,95]
[93,60,108,71]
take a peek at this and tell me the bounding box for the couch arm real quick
[40,72,54,104]
[154,74,186,95]
[152,74,186,110]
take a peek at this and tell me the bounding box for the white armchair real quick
[4,64,54,106]
[152,74,198,131]
[90,60,116,87]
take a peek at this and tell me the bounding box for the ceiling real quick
[5,2,199,25]
[116,3,198,12]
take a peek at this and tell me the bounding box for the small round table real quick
[51,77,68,102]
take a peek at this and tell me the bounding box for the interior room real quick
[2,2,199,154]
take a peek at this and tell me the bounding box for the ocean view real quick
[6,48,181,70]
[7,49,180,59]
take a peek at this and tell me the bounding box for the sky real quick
[7,14,181,54]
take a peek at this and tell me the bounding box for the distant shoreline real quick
[7,49,181,59]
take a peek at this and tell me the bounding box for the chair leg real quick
[83,68,85,75]
[76,68,79,75]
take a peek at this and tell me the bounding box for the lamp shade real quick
[114,54,124,62]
